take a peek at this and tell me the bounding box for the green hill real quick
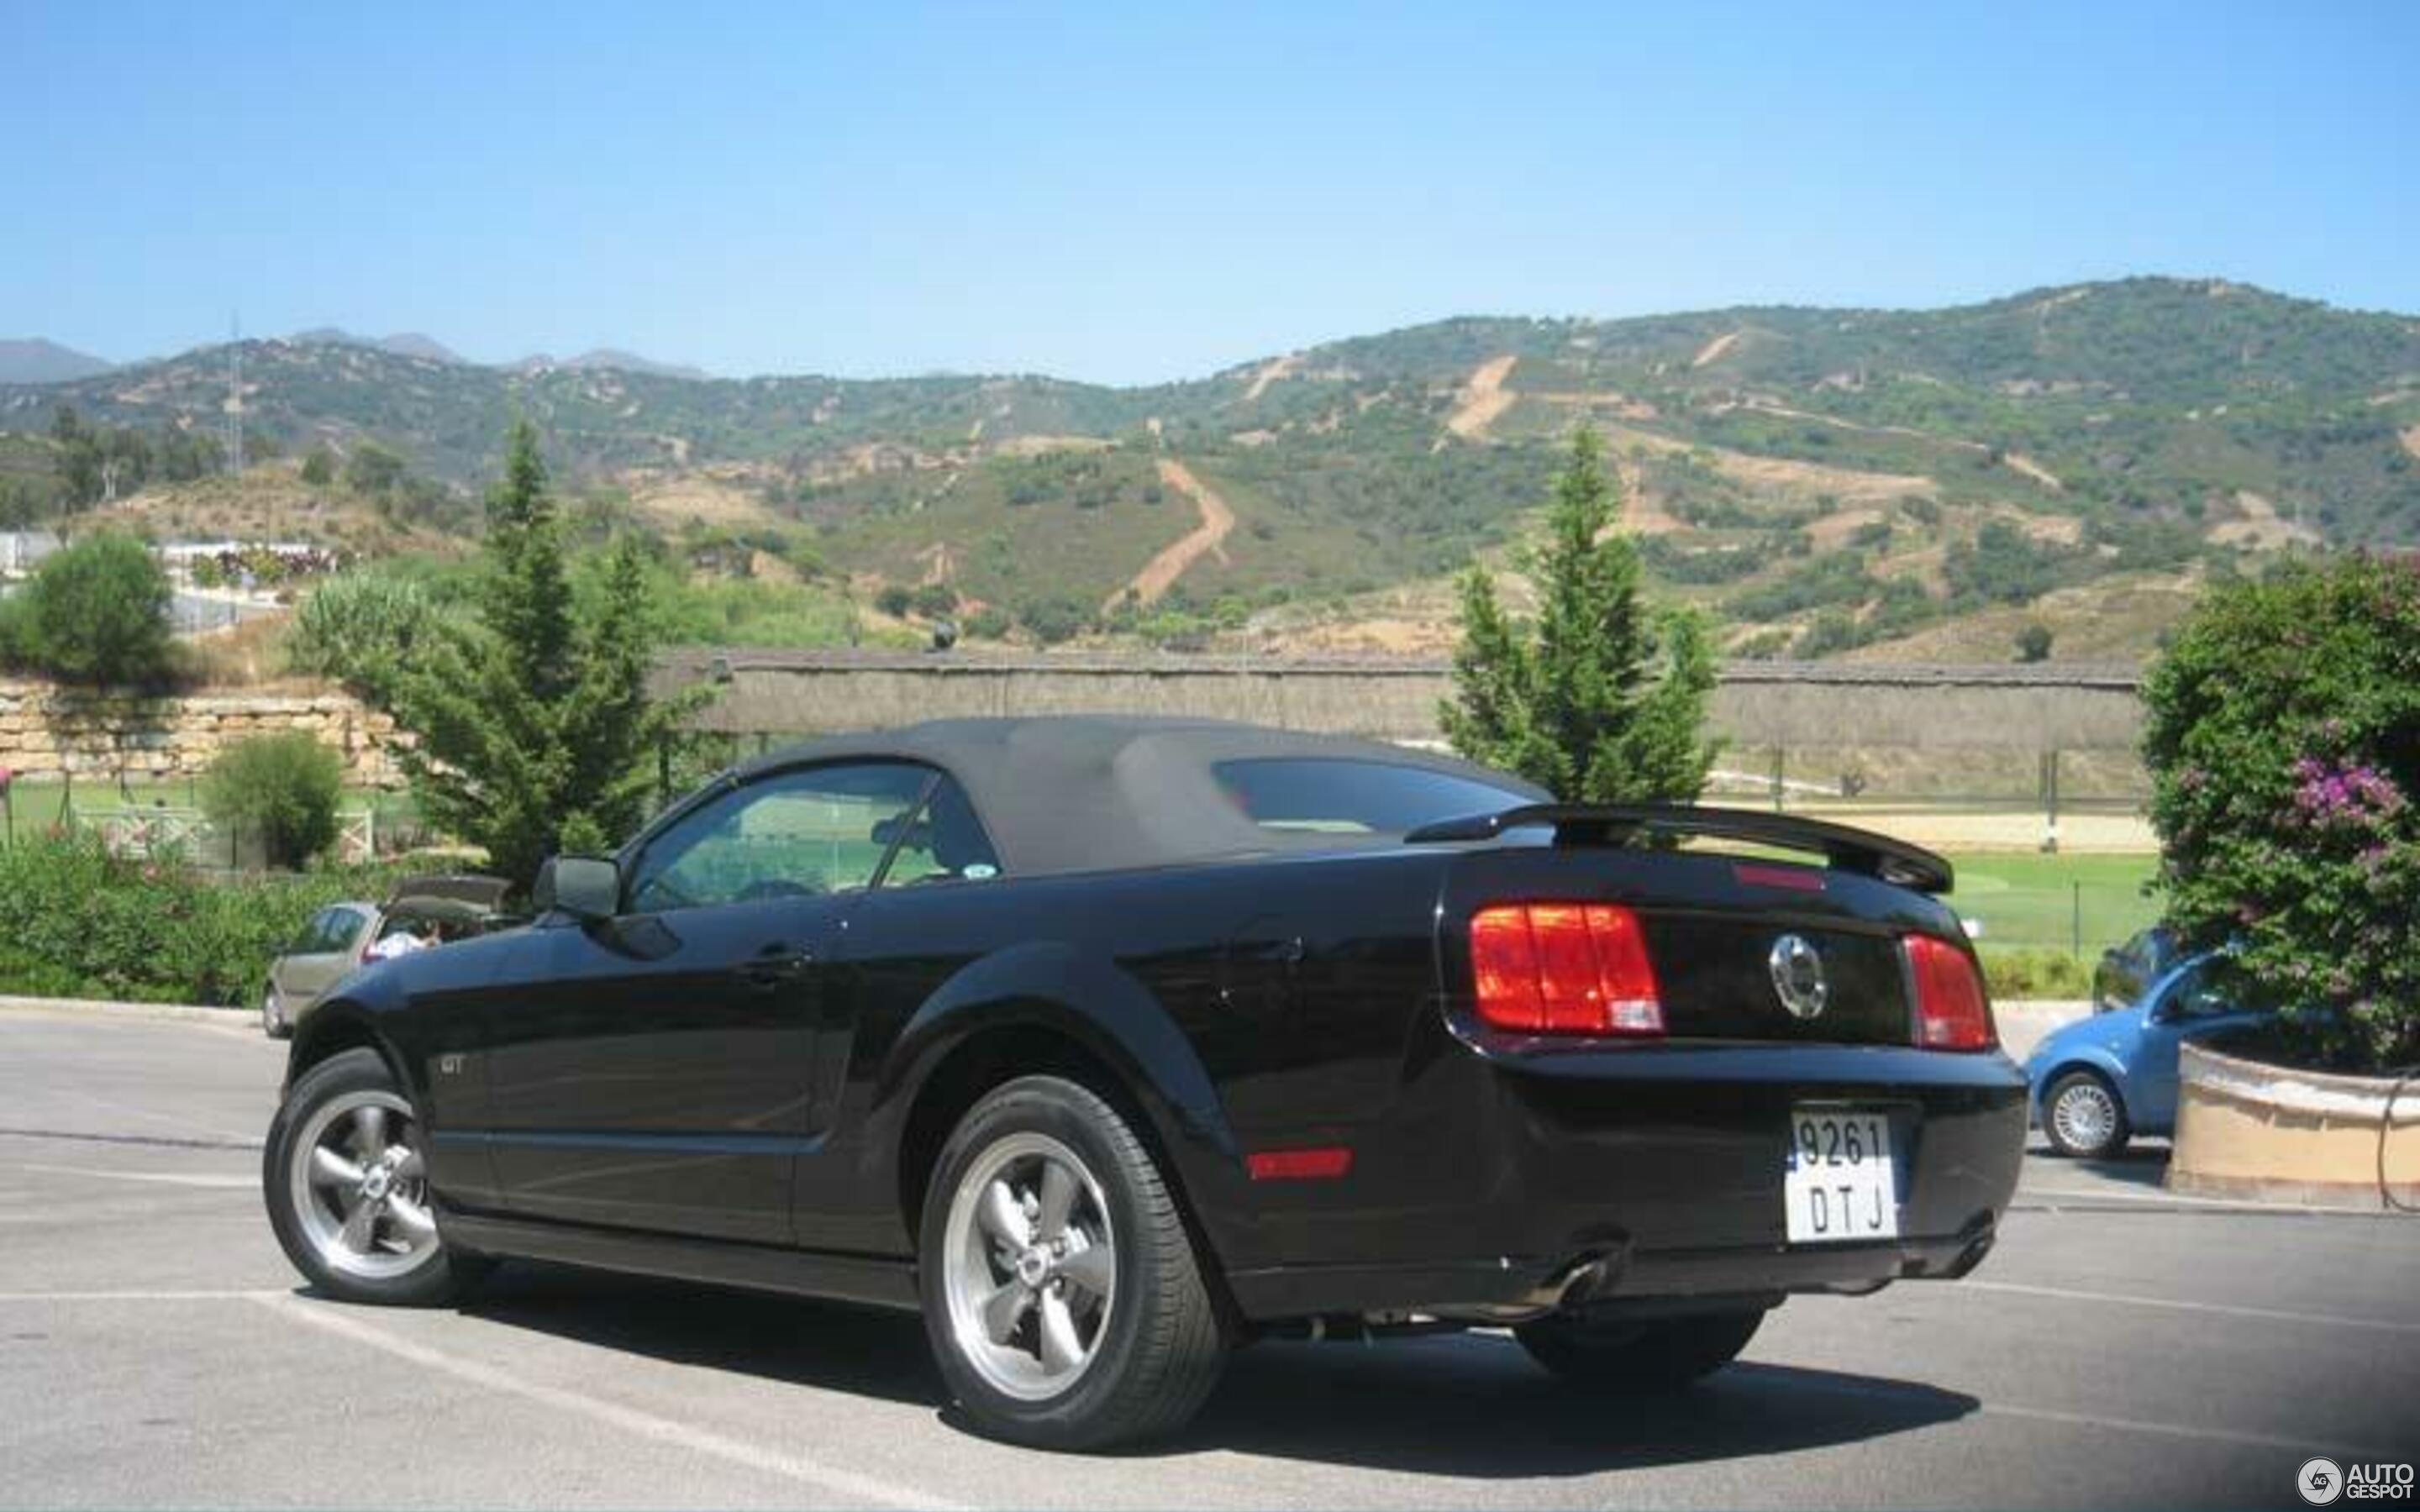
[5,277,2417,656]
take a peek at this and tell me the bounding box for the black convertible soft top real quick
[727,715,1548,878]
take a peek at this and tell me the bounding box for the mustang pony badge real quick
[1768,933,1828,1021]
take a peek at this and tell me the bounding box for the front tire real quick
[1516,1306,1768,1389]
[262,1047,486,1306]
[2043,1068,2131,1159]
[919,1075,1225,1450]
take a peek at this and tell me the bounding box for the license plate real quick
[1785,1105,1902,1243]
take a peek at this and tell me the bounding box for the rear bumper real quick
[1222,1040,2027,1322]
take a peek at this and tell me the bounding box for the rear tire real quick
[2042,1068,2131,1159]
[918,1074,1225,1450]
[262,1047,488,1306]
[1516,1306,1767,1389]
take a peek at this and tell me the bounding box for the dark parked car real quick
[2092,925,2180,1014]
[262,717,2026,1449]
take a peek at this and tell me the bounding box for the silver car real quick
[260,876,516,1038]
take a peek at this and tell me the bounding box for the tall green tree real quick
[1442,427,1721,802]
[390,421,695,889]
[19,531,176,685]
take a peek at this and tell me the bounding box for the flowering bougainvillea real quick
[2142,554,2420,1070]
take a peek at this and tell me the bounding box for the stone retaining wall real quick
[0,680,402,785]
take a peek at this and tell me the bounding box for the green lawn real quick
[0,780,421,848]
[1942,852,2161,956]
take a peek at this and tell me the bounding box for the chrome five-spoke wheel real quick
[941,1131,1116,1401]
[287,1090,439,1281]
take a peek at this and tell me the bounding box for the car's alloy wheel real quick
[261,990,287,1039]
[940,1131,1118,1401]
[288,1089,439,1280]
[262,1047,486,1305]
[918,1075,1224,1449]
[2044,1070,2129,1159]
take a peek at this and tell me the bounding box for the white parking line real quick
[1983,1399,2409,1462]
[1960,1279,2420,1336]
[14,1163,257,1189]
[255,1294,964,1511]
[1792,1370,2408,1462]
[0,1289,286,1302]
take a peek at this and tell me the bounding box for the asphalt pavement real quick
[3,1003,2413,1509]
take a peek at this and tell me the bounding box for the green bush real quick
[0,832,392,1005]
[201,733,345,870]
[2142,554,2420,1070]
[0,591,30,669]
[1980,948,2093,1000]
[17,532,176,686]
[287,570,436,701]
[1016,592,1092,645]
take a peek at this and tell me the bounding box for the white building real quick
[0,530,61,576]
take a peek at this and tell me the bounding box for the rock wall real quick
[0,681,402,785]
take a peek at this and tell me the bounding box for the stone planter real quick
[2170,1041,2420,1209]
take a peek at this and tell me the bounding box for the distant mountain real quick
[282,328,708,379]
[514,349,714,381]
[8,277,2417,661]
[0,339,114,385]
[291,328,468,365]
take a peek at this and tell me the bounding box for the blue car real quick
[2024,953,2270,1159]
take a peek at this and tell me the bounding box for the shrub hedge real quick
[2143,553,2420,1070]
[0,832,394,1007]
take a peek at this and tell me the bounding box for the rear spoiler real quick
[1402,803,1954,895]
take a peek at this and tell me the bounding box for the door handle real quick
[736,947,815,989]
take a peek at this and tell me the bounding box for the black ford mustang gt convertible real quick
[264,715,2025,1449]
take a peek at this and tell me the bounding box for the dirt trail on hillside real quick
[1444,356,1518,439]
[1242,354,1302,403]
[1614,455,1684,535]
[2402,424,2420,461]
[1104,459,1236,612]
[2001,452,2065,491]
[2209,490,2320,549]
[1691,330,1744,368]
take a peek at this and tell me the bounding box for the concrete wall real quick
[0,654,2150,793]
[659,649,2149,753]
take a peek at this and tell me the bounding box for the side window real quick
[288,909,334,954]
[627,763,939,913]
[2164,964,2234,1020]
[328,909,369,953]
[876,775,1002,887]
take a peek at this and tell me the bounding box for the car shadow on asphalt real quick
[460,1263,944,1407]
[1154,1333,1978,1476]
[2024,1138,2174,1193]
[460,1265,1977,1475]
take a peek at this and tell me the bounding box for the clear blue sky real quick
[8,0,2414,385]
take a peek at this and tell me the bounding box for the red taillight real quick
[1905,934,1995,1051]
[1469,903,1663,1037]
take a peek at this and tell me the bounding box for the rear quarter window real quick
[1212,758,1533,836]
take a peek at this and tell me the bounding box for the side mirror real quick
[534,855,621,921]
